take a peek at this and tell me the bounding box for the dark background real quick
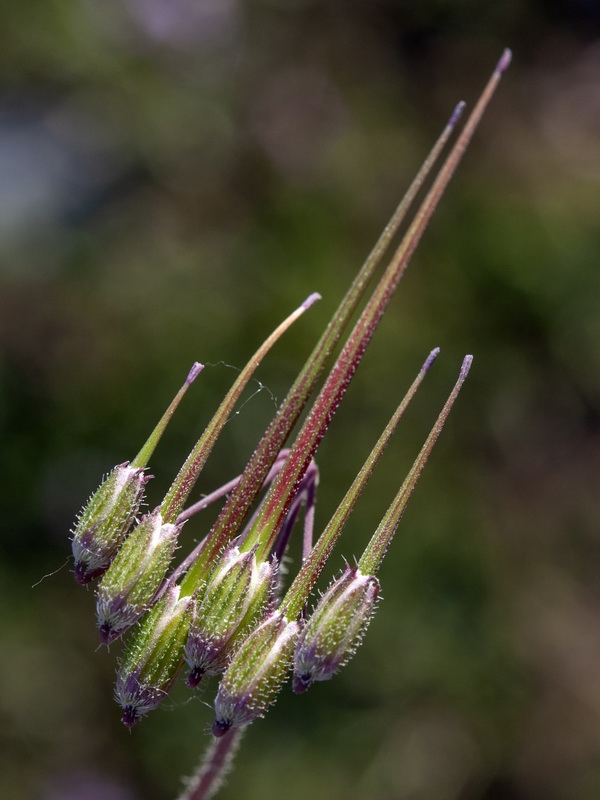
[2,1,600,798]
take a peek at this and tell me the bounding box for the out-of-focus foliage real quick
[1,2,600,799]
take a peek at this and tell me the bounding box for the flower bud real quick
[184,546,274,687]
[292,566,379,694]
[71,463,149,584]
[95,508,182,644]
[115,586,193,727]
[212,611,300,736]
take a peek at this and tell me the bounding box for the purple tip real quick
[496,48,512,75]
[121,706,140,728]
[212,719,232,738]
[448,101,466,129]
[292,672,313,694]
[460,354,474,380]
[422,347,441,374]
[186,667,205,689]
[302,292,322,311]
[186,362,204,385]
[98,622,121,646]
[74,561,106,585]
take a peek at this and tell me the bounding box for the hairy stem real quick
[179,728,245,800]
[160,293,319,523]
[283,348,439,619]
[358,355,473,575]
[132,362,204,469]
[178,107,461,592]
[240,53,508,564]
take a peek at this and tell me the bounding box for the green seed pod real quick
[115,586,193,727]
[95,508,182,644]
[212,611,300,736]
[184,545,275,687]
[71,362,204,586]
[293,566,379,693]
[71,463,149,585]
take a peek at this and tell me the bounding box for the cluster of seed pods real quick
[69,51,510,743]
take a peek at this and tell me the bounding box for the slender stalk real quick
[179,728,245,800]
[358,355,473,575]
[131,362,204,469]
[239,50,509,565]
[283,348,439,620]
[270,460,318,564]
[301,476,317,562]
[160,293,320,524]
[164,450,291,593]
[178,104,463,593]
[176,449,291,526]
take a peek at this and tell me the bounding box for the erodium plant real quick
[69,51,511,800]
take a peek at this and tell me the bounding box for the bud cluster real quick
[65,50,509,800]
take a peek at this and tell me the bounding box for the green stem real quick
[243,52,507,563]
[131,362,204,469]
[358,355,472,575]
[179,728,245,800]
[159,293,319,523]
[283,348,439,620]
[178,107,460,593]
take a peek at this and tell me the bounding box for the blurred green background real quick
[2,1,600,798]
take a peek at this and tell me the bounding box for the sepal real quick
[95,508,182,643]
[184,546,274,687]
[212,611,300,736]
[71,463,148,584]
[115,586,193,727]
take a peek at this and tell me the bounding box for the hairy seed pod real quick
[212,611,300,736]
[184,545,275,687]
[95,508,182,644]
[115,586,193,727]
[71,463,149,584]
[293,566,379,693]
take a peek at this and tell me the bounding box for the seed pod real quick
[293,566,379,694]
[184,546,275,687]
[115,586,193,727]
[95,508,182,644]
[71,463,149,584]
[212,611,300,736]
[71,362,203,585]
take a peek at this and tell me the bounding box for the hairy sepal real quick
[95,508,182,643]
[71,462,148,584]
[184,546,275,686]
[293,566,379,693]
